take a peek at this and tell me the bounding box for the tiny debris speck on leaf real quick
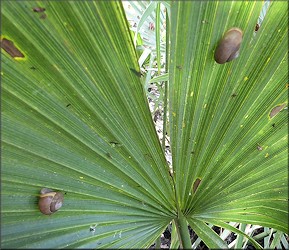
[257,144,263,151]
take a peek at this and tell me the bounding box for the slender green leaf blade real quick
[188,218,228,249]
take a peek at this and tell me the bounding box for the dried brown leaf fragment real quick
[269,103,287,119]
[1,38,24,58]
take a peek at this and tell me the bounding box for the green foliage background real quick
[1,1,288,248]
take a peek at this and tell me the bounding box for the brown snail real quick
[38,188,64,215]
[214,27,243,64]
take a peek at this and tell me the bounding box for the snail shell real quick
[214,27,243,64]
[38,188,64,215]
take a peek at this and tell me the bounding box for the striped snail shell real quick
[38,188,64,215]
[214,27,243,64]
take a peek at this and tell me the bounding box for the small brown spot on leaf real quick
[193,178,201,193]
[269,103,286,119]
[33,7,46,12]
[1,38,24,58]
[176,65,182,70]
[255,23,260,32]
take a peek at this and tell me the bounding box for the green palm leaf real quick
[2,1,174,248]
[1,1,287,249]
[169,0,287,238]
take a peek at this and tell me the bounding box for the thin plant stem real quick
[155,3,161,75]
[174,211,192,249]
[155,236,161,249]
[162,7,169,151]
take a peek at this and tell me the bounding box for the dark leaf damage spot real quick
[30,66,36,70]
[66,104,71,108]
[255,23,260,32]
[176,65,182,70]
[32,7,46,12]
[231,93,237,97]
[1,38,24,58]
[269,103,286,119]
[193,178,201,193]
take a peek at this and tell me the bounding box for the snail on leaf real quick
[38,188,64,215]
[214,27,243,64]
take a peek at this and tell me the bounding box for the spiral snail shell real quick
[38,188,64,215]
[214,27,243,64]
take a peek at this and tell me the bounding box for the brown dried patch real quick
[33,7,46,13]
[269,103,286,119]
[255,23,260,32]
[1,38,24,58]
[193,178,201,193]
